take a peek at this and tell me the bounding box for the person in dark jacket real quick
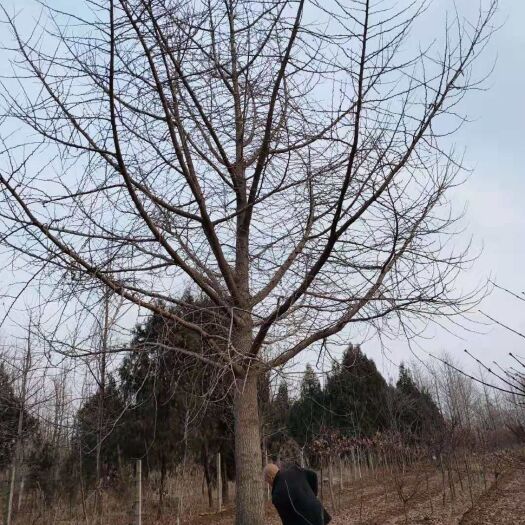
[264,463,331,525]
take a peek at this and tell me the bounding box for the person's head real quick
[263,463,279,487]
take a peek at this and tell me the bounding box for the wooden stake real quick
[265,450,270,501]
[17,477,25,512]
[328,459,337,513]
[135,459,142,525]
[217,453,222,512]
[6,464,16,525]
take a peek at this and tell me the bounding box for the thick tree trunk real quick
[234,372,264,525]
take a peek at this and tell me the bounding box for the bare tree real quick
[477,282,525,398]
[86,288,124,523]
[6,328,31,525]
[430,282,525,401]
[0,1,497,522]
[0,317,57,524]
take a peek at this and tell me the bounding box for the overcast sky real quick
[362,0,525,381]
[0,0,523,385]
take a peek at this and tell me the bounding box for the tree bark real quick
[234,372,264,525]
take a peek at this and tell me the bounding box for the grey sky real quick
[0,0,523,385]
[363,0,525,381]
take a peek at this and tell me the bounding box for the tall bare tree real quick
[0,1,497,522]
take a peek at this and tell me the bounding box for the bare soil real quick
[459,467,525,525]
[190,456,525,525]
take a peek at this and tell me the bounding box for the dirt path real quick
[459,467,525,525]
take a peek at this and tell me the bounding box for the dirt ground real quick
[10,452,524,524]
[459,467,525,525]
[191,455,525,525]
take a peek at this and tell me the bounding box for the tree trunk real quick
[201,444,213,508]
[158,455,166,518]
[234,372,264,525]
[328,458,336,513]
[221,453,229,504]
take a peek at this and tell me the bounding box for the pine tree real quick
[275,382,291,418]
[73,376,125,483]
[0,363,36,469]
[265,381,291,456]
[397,364,418,397]
[289,365,325,446]
[117,295,237,508]
[324,344,388,437]
[394,363,443,441]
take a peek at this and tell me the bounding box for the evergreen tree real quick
[28,438,62,505]
[73,376,125,483]
[393,364,443,441]
[117,295,237,506]
[265,381,291,456]
[289,365,325,446]
[0,363,36,469]
[324,344,388,437]
[118,325,189,476]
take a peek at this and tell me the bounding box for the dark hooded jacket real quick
[271,465,331,525]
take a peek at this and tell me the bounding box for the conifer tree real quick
[324,345,388,436]
[0,363,36,469]
[265,381,291,456]
[117,296,236,504]
[73,376,125,483]
[394,364,443,441]
[289,365,325,446]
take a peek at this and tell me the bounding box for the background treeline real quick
[0,296,524,513]
[265,348,443,459]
